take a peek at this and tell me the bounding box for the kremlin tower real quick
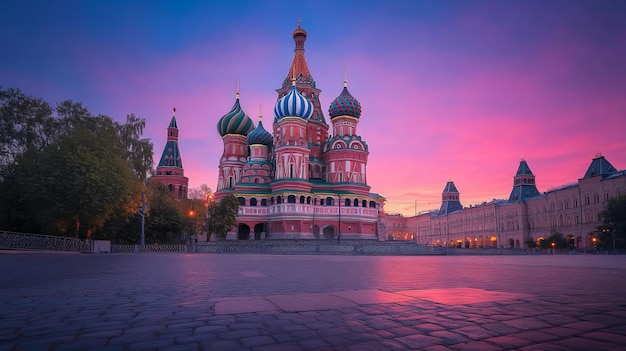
[150,108,189,199]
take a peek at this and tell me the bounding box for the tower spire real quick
[343,65,348,87]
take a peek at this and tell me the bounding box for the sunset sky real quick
[2,0,625,215]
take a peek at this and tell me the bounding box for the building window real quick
[300,196,305,204]
[237,197,246,206]
[288,195,296,203]
[250,198,257,207]
[261,199,267,206]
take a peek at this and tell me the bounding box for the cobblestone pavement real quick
[1,252,626,350]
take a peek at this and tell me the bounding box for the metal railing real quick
[111,244,187,253]
[0,231,90,252]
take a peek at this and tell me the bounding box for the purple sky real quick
[2,0,625,215]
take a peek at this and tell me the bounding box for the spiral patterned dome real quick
[247,120,273,146]
[274,84,313,121]
[329,85,361,119]
[217,96,254,137]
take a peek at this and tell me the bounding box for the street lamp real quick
[206,193,214,242]
[592,237,597,253]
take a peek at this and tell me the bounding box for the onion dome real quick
[248,120,273,146]
[329,81,362,119]
[274,82,313,121]
[217,93,254,137]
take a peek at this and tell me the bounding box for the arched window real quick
[353,198,358,206]
[307,196,311,204]
[299,196,305,204]
[320,198,325,206]
[345,198,351,207]
[362,200,367,207]
[326,197,334,206]
[250,198,257,207]
[270,197,275,205]
[261,199,267,206]
[277,196,282,204]
[237,197,246,206]
[369,201,376,208]
[288,195,296,203]
[168,184,173,192]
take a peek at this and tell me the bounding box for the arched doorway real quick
[238,224,250,240]
[509,239,515,249]
[490,235,498,247]
[322,225,335,240]
[254,223,265,240]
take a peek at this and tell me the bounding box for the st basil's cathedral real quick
[210,22,385,240]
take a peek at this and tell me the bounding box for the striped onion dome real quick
[329,84,361,119]
[274,83,313,121]
[247,120,273,146]
[217,95,254,137]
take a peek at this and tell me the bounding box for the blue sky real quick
[2,0,625,215]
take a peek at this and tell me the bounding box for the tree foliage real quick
[144,183,184,244]
[207,194,239,240]
[0,87,58,178]
[598,195,626,251]
[0,87,153,239]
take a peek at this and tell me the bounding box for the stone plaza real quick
[1,252,626,350]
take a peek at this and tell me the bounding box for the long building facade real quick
[213,22,385,240]
[387,156,625,251]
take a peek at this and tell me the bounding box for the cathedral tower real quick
[271,80,314,192]
[216,91,254,193]
[322,77,369,193]
[276,20,329,180]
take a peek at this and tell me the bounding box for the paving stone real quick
[3,254,626,350]
[581,331,626,345]
[240,335,275,348]
[486,335,533,348]
[552,336,624,351]
[450,341,503,350]
[502,317,553,330]
[429,330,471,345]
[200,339,242,351]
[395,334,444,348]
[454,325,499,340]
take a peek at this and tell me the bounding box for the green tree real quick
[525,238,537,250]
[117,113,153,183]
[598,195,626,251]
[144,183,184,244]
[536,230,568,252]
[13,111,138,237]
[0,87,58,178]
[207,194,239,240]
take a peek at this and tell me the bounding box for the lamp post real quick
[592,237,597,254]
[338,195,341,244]
[205,193,214,242]
[187,206,195,249]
